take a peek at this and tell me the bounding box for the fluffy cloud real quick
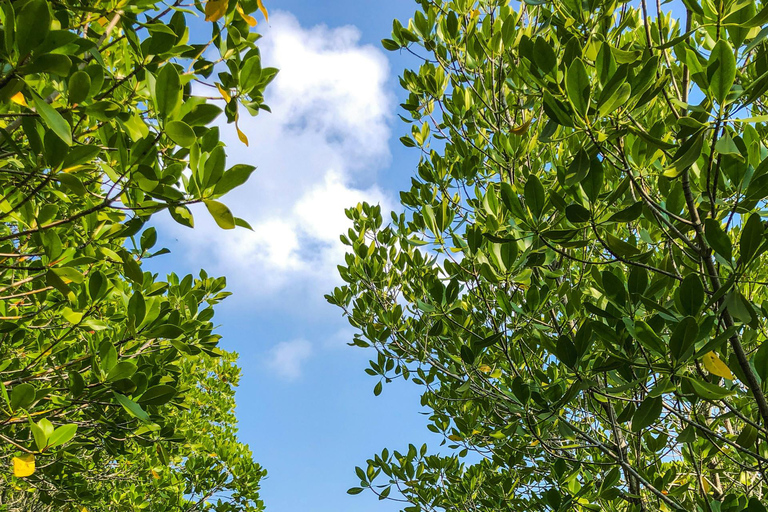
[161,11,393,301]
[266,339,313,381]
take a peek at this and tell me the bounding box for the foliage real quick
[0,0,272,509]
[330,0,768,510]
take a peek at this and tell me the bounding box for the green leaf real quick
[631,396,662,432]
[708,40,736,105]
[169,205,195,228]
[678,274,704,316]
[565,150,591,188]
[740,213,764,264]
[68,71,91,104]
[736,424,758,449]
[565,204,590,223]
[601,270,626,307]
[29,420,47,451]
[99,341,118,373]
[533,37,556,75]
[47,424,77,448]
[565,58,590,116]
[630,320,665,356]
[145,324,185,339]
[704,218,733,262]
[628,267,648,295]
[474,332,503,349]
[106,361,138,383]
[122,255,143,284]
[155,64,181,119]
[114,393,150,422]
[183,103,223,126]
[714,131,743,159]
[753,342,768,382]
[138,385,177,406]
[16,0,50,56]
[683,376,733,400]
[607,202,642,223]
[214,164,257,195]
[31,93,71,145]
[203,199,236,229]
[680,0,704,15]
[542,90,573,127]
[745,3,768,27]
[598,82,631,117]
[10,383,35,411]
[669,317,698,362]
[665,133,704,177]
[604,233,640,257]
[24,54,72,76]
[725,291,754,324]
[201,146,226,189]
[57,173,86,195]
[524,175,545,219]
[582,158,603,203]
[381,39,400,51]
[165,120,196,147]
[555,336,578,368]
[460,345,475,364]
[725,2,756,47]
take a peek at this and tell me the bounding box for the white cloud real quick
[161,11,393,303]
[266,339,313,380]
[322,327,357,349]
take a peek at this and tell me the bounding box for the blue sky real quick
[145,1,441,511]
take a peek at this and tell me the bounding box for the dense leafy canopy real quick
[0,0,271,509]
[330,0,768,510]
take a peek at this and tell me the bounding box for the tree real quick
[329,0,768,510]
[0,0,272,509]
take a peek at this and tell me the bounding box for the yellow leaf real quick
[510,117,531,135]
[236,5,257,27]
[447,434,462,441]
[205,0,229,22]
[216,83,231,103]
[151,469,160,479]
[701,476,711,494]
[702,351,734,380]
[235,120,249,147]
[10,92,26,106]
[257,0,269,21]
[478,365,491,373]
[13,454,34,477]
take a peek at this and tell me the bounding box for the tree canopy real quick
[330,0,768,510]
[0,0,272,509]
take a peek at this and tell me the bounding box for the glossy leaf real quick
[31,93,71,145]
[708,40,736,104]
[203,199,236,230]
[566,59,590,117]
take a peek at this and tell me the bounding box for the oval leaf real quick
[203,199,236,230]
[165,120,196,147]
[12,454,35,477]
[47,424,77,448]
[702,351,734,380]
[708,39,736,104]
[631,396,662,432]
